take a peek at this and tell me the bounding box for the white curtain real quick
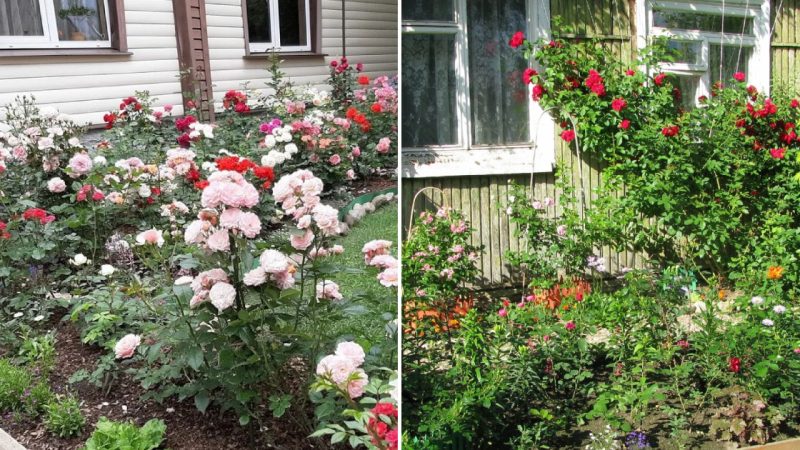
[54,0,107,40]
[0,0,44,36]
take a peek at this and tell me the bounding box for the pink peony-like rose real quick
[297,214,312,229]
[259,249,289,274]
[47,177,66,193]
[363,240,393,264]
[291,229,315,250]
[376,137,392,153]
[331,244,344,254]
[351,146,361,157]
[184,220,209,244]
[209,282,236,312]
[273,269,296,290]
[346,369,369,398]
[316,280,343,300]
[335,341,366,366]
[378,267,398,287]
[114,334,141,359]
[243,267,267,286]
[207,229,230,252]
[136,228,164,247]
[316,354,356,384]
[370,254,398,269]
[237,211,261,238]
[329,154,341,165]
[312,204,341,236]
[67,152,93,177]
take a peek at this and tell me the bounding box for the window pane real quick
[653,9,753,34]
[248,0,272,44]
[278,0,307,47]
[53,0,108,41]
[665,40,702,65]
[709,44,751,84]
[402,34,458,147]
[402,0,454,22]
[467,0,529,146]
[666,73,700,109]
[0,0,44,36]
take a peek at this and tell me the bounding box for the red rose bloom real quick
[791,99,800,108]
[729,357,741,373]
[508,31,525,48]
[185,168,201,182]
[619,119,631,130]
[654,73,666,86]
[560,130,576,142]
[194,180,209,190]
[176,133,192,148]
[370,103,383,113]
[175,115,197,132]
[611,98,627,112]
[522,68,538,84]
[770,147,786,159]
[661,125,679,137]
[584,70,605,96]
[626,69,636,76]
[532,84,545,101]
[253,166,275,180]
[358,75,370,85]
[733,72,746,82]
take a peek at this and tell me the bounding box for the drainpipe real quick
[341,0,346,57]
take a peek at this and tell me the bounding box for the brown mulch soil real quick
[1,320,322,450]
[349,176,396,196]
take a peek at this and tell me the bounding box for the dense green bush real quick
[82,417,166,450]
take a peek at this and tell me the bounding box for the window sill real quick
[244,51,328,59]
[0,48,132,58]
[401,147,555,178]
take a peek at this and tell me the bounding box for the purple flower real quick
[625,431,650,449]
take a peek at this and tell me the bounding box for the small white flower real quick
[751,296,765,306]
[100,264,116,276]
[70,253,89,266]
[33,315,44,322]
[174,275,194,286]
[762,318,774,327]
[13,312,23,318]
[773,305,786,314]
[93,155,107,166]
[263,135,277,148]
[138,184,151,198]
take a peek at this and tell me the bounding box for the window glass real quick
[402,34,458,147]
[248,0,272,44]
[667,73,700,109]
[402,0,454,22]
[665,40,702,65]
[653,9,753,34]
[0,0,44,36]
[53,0,108,41]
[467,0,529,145]
[709,44,751,83]
[278,0,307,47]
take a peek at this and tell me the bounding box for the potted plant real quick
[57,2,96,41]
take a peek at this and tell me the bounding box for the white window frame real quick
[248,0,312,53]
[635,0,770,105]
[401,0,554,178]
[0,0,112,49]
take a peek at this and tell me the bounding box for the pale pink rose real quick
[114,334,141,359]
[351,146,361,157]
[243,267,267,286]
[346,369,369,398]
[237,211,261,238]
[259,249,289,274]
[312,204,340,236]
[316,280,343,300]
[329,154,341,166]
[12,145,27,160]
[47,177,66,193]
[556,225,567,237]
[191,268,228,293]
[190,290,209,308]
[221,183,259,208]
[207,229,230,252]
[346,169,356,180]
[220,207,244,229]
[184,220,208,244]
[544,197,555,207]
[362,240,392,264]
[37,137,54,150]
[316,354,356,384]
[273,270,296,290]
[67,152,93,177]
[209,282,236,312]
[335,341,365,366]
[297,215,312,229]
[370,254,398,269]
[378,267,398,287]
[308,247,329,259]
[301,178,324,196]
[291,229,315,250]
[136,228,165,247]
[200,183,224,208]
[331,244,344,255]
[376,137,392,153]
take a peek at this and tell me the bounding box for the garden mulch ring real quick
[0,319,319,450]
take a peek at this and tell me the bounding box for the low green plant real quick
[82,417,166,450]
[0,358,31,411]
[45,395,86,437]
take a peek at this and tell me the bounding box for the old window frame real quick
[401,0,555,178]
[242,0,318,54]
[0,0,115,50]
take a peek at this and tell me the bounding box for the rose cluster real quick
[315,341,368,398]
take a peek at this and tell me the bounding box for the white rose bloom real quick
[138,184,152,198]
[93,155,107,166]
[174,275,194,285]
[39,106,59,118]
[201,161,217,172]
[68,137,82,148]
[100,264,116,276]
[284,143,298,154]
[261,155,277,167]
[70,253,89,266]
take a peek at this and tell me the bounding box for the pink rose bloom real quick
[136,228,164,247]
[544,197,555,207]
[565,321,576,331]
[301,177,324,196]
[237,211,261,238]
[191,268,229,294]
[335,341,366,366]
[273,270,296,290]
[376,137,392,153]
[220,207,244,229]
[351,146,361,157]
[67,152,93,177]
[47,177,66,193]
[498,308,507,317]
[243,267,267,286]
[556,225,567,236]
[316,354,356,384]
[346,369,369,398]
[362,239,392,264]
[378,267,398,287]
[370,254,398,269]
[209,282,236,312]
[114,334,141,359]
[12,145,27,160]
[207,229,230,252]
[291,229,315,250]
[329,154,341,166]
[190,290,209,308]
[346,169,356,180]
[331,244,344,254]
[297,214,312,229]
[316,280,343,300]
[164,104,173,112]
[313,204,341,236]
[259,249,290,274]
[184,220,209,244]
[532,200,543,210]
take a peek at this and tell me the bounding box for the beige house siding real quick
[0,0,185,126]
[205,0,397,107]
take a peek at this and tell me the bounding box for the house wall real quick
[402,0,800,287]
[204,0,397,108]
[0,0,185,126]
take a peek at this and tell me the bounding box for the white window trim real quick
[402,0,555,178]
[635,0,770,104]
[248,0,312,53]
[0,0,112,49]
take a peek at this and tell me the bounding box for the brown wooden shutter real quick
[173,0,215,122]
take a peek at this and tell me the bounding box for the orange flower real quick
[718,290,726,300]
[767,266,784,280]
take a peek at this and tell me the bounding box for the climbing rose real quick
[620,119,631,130]
[560,130,575,142]
[733,71,746,82]
[522,68,538,84]
[114,334,141,359]
[508,31,525,48]
[654,73,667,86]
[770,147,786,159]
[611,98,627,112]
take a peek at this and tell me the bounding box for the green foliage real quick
[0,358,32,411]
[44,395,86,438]
[82,417,166,450]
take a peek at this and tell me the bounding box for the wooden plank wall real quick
[772,0,800,91]
[401,0,640,288]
